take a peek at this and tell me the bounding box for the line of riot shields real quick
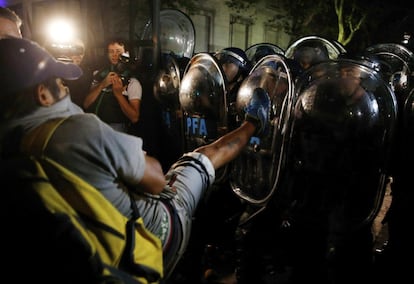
[153,34,414,283]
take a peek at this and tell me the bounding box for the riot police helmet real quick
[245,43,285,67]
[215,47,251,80]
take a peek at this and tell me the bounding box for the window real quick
[229,15,253,49]
[192,10,213,53]
[264,24,283,45]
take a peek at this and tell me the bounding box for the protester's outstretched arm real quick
[195,121,255,170]
[195,87,271,170]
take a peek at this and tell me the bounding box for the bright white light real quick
[46,18,76,44]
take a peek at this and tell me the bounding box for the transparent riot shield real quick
[143,8,195,158]
[140,8,195,58]
[153,53,189,156]
[363,43,414,196]
[363,43,414,109]
[278,59,397,231]
[178,52,228,182]
[179,53,227,150]
[229,54,296,208]
[405,88,414,135]
[285,35,346,70]
[154,53,185,110]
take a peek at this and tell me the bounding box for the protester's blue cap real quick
[0,38,82,93]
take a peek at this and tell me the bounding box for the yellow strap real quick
[20,117,68,157]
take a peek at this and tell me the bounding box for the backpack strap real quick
[20,117,68,156]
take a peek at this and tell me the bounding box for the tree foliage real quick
[225,0,410,52]
[268,0,369,46]
[334,0,365,46]
[224,0,254,12]
[161,0,412,53]
[224,0,368,47]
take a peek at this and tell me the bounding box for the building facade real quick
[5,0,292,57]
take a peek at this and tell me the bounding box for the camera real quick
[93,53,136,88]
[114,53,132,86]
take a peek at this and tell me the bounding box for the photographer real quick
[83,38,142,133]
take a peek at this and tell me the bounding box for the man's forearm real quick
[83,83,103,109]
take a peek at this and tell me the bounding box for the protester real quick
[83,38,142,133]
[0,6,22,39]
[0,37,270,279]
